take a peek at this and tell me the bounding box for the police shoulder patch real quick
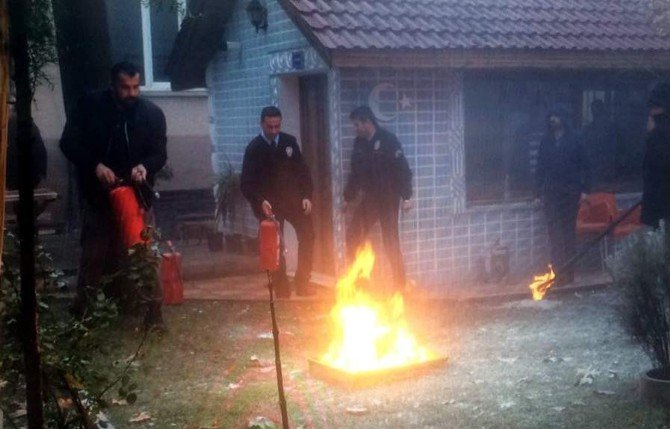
[373,140,381,151]
[286,146,293,157]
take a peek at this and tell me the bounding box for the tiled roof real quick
[280,0,670,51]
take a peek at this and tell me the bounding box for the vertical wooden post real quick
[0,0,11,259]
[7,0,44,426]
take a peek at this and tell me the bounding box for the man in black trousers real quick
[534,107,590,286]
[241,106,316,298]
[60,62,167,330]
[344,106,413,292]
[642,81,670,228]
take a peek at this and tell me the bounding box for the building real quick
[30,0,214,232]
[207,0,670,289]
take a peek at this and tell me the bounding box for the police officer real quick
[241,106,316,298]
[534,108,590,286]
[344,106,413,292]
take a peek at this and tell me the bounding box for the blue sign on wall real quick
[291,51,305,70]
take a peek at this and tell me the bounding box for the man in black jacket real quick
[534,108,590,286]
[60,62,167,328]
[344,106,413,292]
[241,106,316,298]
[642,81,670,228]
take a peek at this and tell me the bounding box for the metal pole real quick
[266,271,289,429]
[536,200,643,291]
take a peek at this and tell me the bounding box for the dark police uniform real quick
[241,132,314,294]
[344,127,412,291]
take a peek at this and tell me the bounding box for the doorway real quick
[299,74,334,275]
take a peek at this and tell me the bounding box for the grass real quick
[86,291,670,428]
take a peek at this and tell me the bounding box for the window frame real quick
[139,0,186,91]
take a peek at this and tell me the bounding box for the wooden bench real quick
[176,213,214,244]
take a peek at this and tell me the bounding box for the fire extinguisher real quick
[259,217,280,271]
[109,185,146,248]
[161,241,184,305]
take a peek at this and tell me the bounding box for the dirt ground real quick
[100,288,668,428]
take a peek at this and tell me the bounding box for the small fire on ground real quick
[529,265,556,301]
[318,242,435,373]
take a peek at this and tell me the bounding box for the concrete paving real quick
[40,232,612,304]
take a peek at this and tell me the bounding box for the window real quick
[464,71,660,205]
[106,0,186,90]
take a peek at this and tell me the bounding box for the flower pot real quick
[640,368,670,407]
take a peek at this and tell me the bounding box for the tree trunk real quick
[0,0,10,259]
[50,0,111,230]
[7,0,44,426]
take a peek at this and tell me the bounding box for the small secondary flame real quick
[320,242,434,373]
[529,265,556,301]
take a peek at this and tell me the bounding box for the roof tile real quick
[284,0,670,51]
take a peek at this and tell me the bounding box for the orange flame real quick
[320,242,434,373]
[529,265,556,301]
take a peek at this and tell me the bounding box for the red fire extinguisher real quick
[161,241,184,305]
[109,185,146,248]
[259,217,280,271]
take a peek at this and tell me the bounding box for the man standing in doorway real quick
[344,106,413,292]
[641,81,670,228]
[534,108,590,286]
[60,62,167,329]
[241,106,316,298]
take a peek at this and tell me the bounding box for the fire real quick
[320,242,434,373]
[529,264,556,301]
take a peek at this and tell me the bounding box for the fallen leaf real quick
[228,383,241,390]
[57,397,75,410]
[112,398,128,406]
[552,406,565,412]
[248,416,276,429]
[129,411,152,423]
[10,408,27,418]
[499,401,515,410]
[594,390,616,396]
[346,406,369,416]
[250,355,262,367]
[257,332,273,339]
[517,377,529,384]
[442,399,456,405]
[576,367,598,386]
[64,373,85,389]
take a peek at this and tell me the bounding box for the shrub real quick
[610,225,670,369]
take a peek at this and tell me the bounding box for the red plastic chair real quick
[612,205,642,238]
[576,193,618,270]
[576,194,616,236]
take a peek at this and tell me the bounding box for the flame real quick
[320,242,434,373]
[529,265,556,301]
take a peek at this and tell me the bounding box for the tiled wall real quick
[207,0,321,236]
[335,68,551,289]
